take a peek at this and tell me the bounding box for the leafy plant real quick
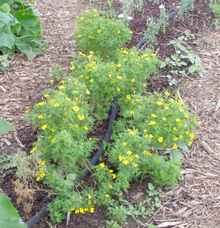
[0,193,27,228]
[179,0,195,18]
[209,0,220,25]
[74,10,132,60]
[18,10,198,226]
[160,31,207,83]
[0,0,47,70]
[0,117,13,136]
[0,54,10,70]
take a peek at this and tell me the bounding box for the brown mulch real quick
[0,0,219,227]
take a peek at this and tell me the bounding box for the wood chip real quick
[199,140,215,153]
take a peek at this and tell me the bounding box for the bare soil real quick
[0,0,219,227]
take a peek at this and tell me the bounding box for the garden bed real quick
[0,0,219,227]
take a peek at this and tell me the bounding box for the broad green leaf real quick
[0,117,13,136]
[170,149,183,161]
[178,144,189,152]
[0,193,27,228]
[13,10,37,30]
[11,23,21,36]
[0,11,10,29]
[9,14,20,26]
[0,0,13,6]
[15,38,46,60]
[148,183,154,191]
[0,3,10,13]
[0,31,15,49]
[14,0,25,4]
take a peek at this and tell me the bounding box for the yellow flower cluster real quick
[71,207,95,214]
[36,168,45,181]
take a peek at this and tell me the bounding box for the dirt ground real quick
[0,0,220,227]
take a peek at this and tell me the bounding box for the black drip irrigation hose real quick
[25,97,118,228]
[135,1,197,50]
[26,2,198,227]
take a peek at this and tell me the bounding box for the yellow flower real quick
[100,163,105,168]
[146,151,152,156]
[30,146,37,154]
[117,76,122,79]
[165,91,169,96]
[179,135,183,139]
[173,137,178,141]
[36,176,40,181]
[88,35,94,39]
[119,155,124,161]
[108,74,112,78]
[88,195,92,199]
[42,125,47,130]
[189,133,195,139]
[90,79,94,82]
[37,101,45,106]
[112,174,116,179]
[184,114,189,119]
[129,157,133,161]
[73,106,79,112]
[149,121,156,125]
[97,30,101,33]
[164,104,169,109]
[84,208,88,212]
[157,101,162,105]
[51,138,55,143]
[79,208,85,214]
[148,134,153,138]
[176,118,181,123]
[126,95,131,99]
[173,144,178,149]
[127,150,132,156]
[70,66,75,70]
[89,138,92,140]
[158,137,163,143]
[84,126,88,131]
[116,87,120,92]
[129,131,135,136]
[188,141,192,146]
[44,94,49,98]
[135,154,139,158]
[130,111,134,114]
[117,64,121,67]
[151,114,157,118]
[132,162,137,167]
[80,17,84,20]
[109,185,113,188]
[90,208,95,213]
[38,115,43,119]
[162,117,166,121]
[105,194,110,198]
[77,114,85,120]
[25,110,29,113]
[173,127,177,131]
[131,78,135,83]
[86,89,91,95]
[122,142,127,146]
[54,103,60,107]
[77,35,82,38]
[170,98,174,103]
[179,108,184,112]
[123,160,129,165]
[75,210,79,214]
[71,207,75,211]
[40,160,46,165]
[129,31,133,34]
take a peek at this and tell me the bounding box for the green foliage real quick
[70,48,160,120]
[74,10,132,60]
[160,31,207,84]
[0,0,47,70]
[0,117,13,136]
[18,9,198,226]
[209,0,220,25]
[179,0,195,18]
[0,193,27,228]
[0,54,10,70]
